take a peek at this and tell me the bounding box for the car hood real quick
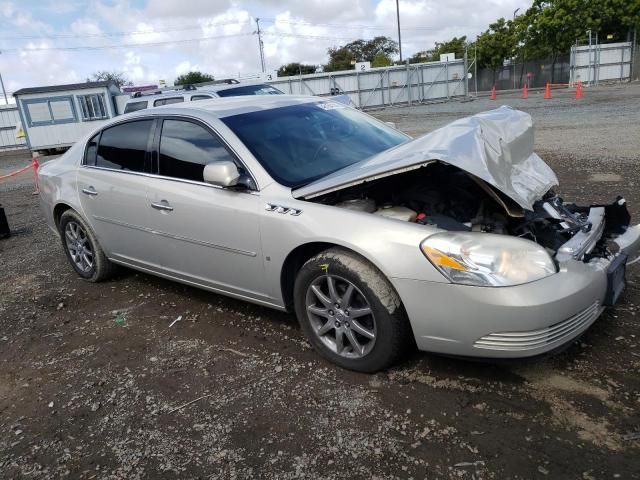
[292,106,558,211]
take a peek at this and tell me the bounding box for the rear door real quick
[144,117,268,299]
[77,119,159,269]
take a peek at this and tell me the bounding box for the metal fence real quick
[474,56,571,92]
[570,41,632,85]
[0,106,26,152]
[267,59,468,109]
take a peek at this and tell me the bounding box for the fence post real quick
[356,71,361,108]
[406,61,411,106]
[445,59,450,99]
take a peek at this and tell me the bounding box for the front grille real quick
[473,301,602,351]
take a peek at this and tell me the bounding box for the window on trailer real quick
[77,94,109,121]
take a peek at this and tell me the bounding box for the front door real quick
[144,118,268,301]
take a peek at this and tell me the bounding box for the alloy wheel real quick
[64,221,94,273]
[305,274,377,359]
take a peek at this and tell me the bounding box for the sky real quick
[0,0,531,101]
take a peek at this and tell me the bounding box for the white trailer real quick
[13,81,123,153]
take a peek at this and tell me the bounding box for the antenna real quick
[255,18,266,73]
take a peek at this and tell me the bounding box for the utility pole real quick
[395,0,402,62]
[512,8,520,89]
[255,18,266,73]
[0,52,7,105]
[0,73,7,105]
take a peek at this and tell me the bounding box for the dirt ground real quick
[1,83,639,479]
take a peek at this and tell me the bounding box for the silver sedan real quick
[37,95,640,372]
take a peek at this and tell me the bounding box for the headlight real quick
[420,232,557,287]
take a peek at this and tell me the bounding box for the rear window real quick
[154,97,184,107]
[216,84,283,97]
[123,101,147,113]
[96,120,153,172]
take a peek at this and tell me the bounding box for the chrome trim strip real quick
[556,207,605,262]
[108,257,286,311]
[80,165,260,196]
[93,215,257,257]
[473,301,602,351]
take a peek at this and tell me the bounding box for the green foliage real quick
[409,36,468,64]
[468,0,640,69]
[371,51,393,67]
[87,71,132,88]
[277,63,317,77]
[325,36,398,72]
[174,71,215,86]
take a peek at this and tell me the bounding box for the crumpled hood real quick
[293,106,558,210]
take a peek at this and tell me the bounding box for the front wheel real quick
[294,248,412,372]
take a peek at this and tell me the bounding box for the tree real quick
[325,36,398,72]
[371,51,393,68]
[174,71,215,86]
[409,36,468,63]
[277,63,317,77]
[87,71,132,88]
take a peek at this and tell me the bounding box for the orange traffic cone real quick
[522,83,528,99]
[490,85,497,100]
[544,82,551,99]
[575,81,583,99]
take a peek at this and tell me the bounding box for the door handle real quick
[151,201,174,212]
[82,187,98,196]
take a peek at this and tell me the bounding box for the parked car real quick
[122,83,283,113]
[37,97,640,372]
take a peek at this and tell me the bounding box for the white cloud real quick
[2,0,532,93]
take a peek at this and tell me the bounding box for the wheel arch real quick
[279,241,400,312]
[53,202,74,230]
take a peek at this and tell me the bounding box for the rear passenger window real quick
[123,101,147,113]
[96,120,153,172]
[154,97,184,107]
[85,132,100,165]
[159,119,235,182]
[190,95,213,101]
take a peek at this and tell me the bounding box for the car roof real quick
[124,95,322,119]
[124,83,276,104]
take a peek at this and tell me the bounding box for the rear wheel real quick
[294,248,412,372]
[59,210,115,282]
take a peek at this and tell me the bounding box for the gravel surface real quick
[1,83,639,479]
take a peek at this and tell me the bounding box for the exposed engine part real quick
[335,198,376,213]
[416,213,471,231]
[312,162,631,260]
[374,205,417,222]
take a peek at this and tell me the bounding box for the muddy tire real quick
[59,210,116,282]
[294,247,412,372]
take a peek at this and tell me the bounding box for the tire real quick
[59,210,116,282]
[294,247,412,372]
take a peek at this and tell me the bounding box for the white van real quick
[123,83,283,114]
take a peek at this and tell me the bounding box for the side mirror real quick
[203,161,240,187]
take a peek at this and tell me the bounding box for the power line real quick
[0,16,440,42]
[0,32,255,54]
[260,18,439,32]
[0,30,369,55]
[0,19,249,41]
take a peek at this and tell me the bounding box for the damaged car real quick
[37,96,640,372]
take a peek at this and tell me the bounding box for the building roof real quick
[13,80,117,97]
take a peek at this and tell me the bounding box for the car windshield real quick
[222,102,409,187]
[216,84,283,97]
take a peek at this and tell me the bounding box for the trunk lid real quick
[292,106,558,211]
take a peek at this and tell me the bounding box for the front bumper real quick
[392,257,618,358]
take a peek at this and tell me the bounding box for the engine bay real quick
[313,162,631,261]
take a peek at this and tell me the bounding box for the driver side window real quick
[158,119,237,183]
